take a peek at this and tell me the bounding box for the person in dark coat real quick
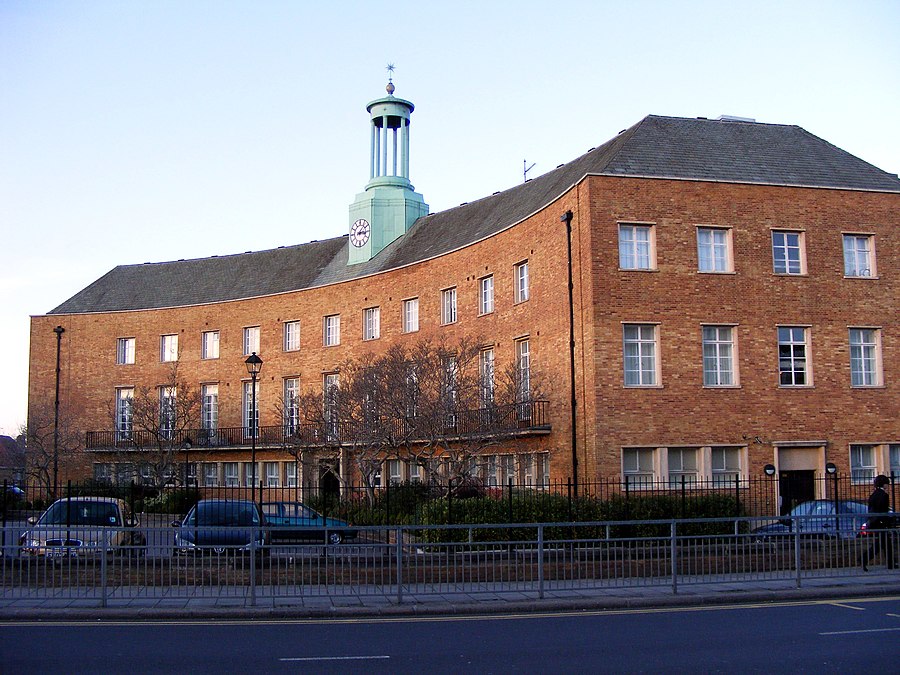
[861,474,894,571]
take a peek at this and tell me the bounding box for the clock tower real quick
[347,79,429,265]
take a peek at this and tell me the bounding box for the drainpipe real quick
[561,210,578,497]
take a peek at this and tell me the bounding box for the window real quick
[224,462,239,487]
[702,326,736,386]
[201,384,218,433]
[537,454,550,489]
[203,463,219,487]
[201,331,219,359]
[843,234,876,277]
[242,380,260,440]
[402,298,419,333]
[115,388,133,442]
[778,326,810,386]
[480,348,495,405]
[323,373,340,440]
[514,261,530,303]
[324,315,340,346]
[479,275,494,315]
[160,334,178,362]
[697,227,732,273]
[623,324,658,386]
[244,462,258,488]
[441,288,457,325]
[243,326,260,356]
[285,462,297,488]
[890,445,900,478]
[499,455,516,486]
[93,463,112,485]
[159,386,177,440]
[116,338,135,365]
[283,377,299,434]
[387,459,402,485]
[516,339,531,400]
[850,444,876,485]
[772,230,805,275]
[283,321,300,352]
[849,328,882,387]
[265,462,280,488]
[409,461,422,483]
[363,307,380,341]
[623,448,656,487]
[712,447,742,486]
[618,224,654,270]
[668,448,698,486]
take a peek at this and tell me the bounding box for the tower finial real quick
[386,63,395,95]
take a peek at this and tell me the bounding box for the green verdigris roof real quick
[49,115,900,314]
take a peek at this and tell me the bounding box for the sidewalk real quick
[2,570,899,621]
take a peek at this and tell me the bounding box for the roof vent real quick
[716,115,756,123]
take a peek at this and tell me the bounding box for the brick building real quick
[28,83,899,510]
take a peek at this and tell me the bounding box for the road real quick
[2,596,899,673]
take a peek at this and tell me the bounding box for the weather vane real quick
[386,63,395,82]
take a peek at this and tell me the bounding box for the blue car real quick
[173,499,269,557]
[752,500,868,541]
[262,502,355,545]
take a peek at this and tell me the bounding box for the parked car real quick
[172,499,269,557]
[752,499,868,541]
[3,484,25,505]
[18,496,145,558]
[262,501,356,545]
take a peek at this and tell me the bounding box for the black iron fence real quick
[5,472,895,526]
[84,400,551,450]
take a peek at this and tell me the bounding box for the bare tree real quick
[110,362,201,486]
[22,403,82,497]
[288,337,545,502]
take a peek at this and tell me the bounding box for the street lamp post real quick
[245,352,263,499]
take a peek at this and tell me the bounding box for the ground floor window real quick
[850,444,876,485]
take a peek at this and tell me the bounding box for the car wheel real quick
[328,532,343,546]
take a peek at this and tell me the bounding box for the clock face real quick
[350,218,370,248]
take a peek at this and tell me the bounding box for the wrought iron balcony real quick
[85,400,551,451]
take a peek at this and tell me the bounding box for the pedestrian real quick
[861,474,895,572]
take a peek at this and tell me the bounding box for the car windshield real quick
[191,502,259,526]
[264,503,318,520]
[38,500,121,526]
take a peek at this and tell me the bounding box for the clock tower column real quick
[348,80,429,265]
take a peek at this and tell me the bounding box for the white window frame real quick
[203,463,219,487]
[265,462,280,488]
[116,337,135,365]
[224,462,239,488]
[242,380,260,440]
[514,260,530,303]
[115,387,134,441]
[480,347,495,405]
[283,321,300,352]
[516,339,531,401]
[842,233,876,278]
[402,297,419,333]
[201,383,218,432]
[323,315,340,347]
[479,275,494,315]
[201,330,219,360]
[441,287,457,325]
[890,444,900,478]
[702,325,737,387]
[618,223,655,271]
[159,386,177,439]
[696,226,733,273]
[772,230,805,275]
[283,377,300,434]
[850,444,876,485]
[285,461,297,488]
[623,324,659,387]
[243,326,260,356]
[849,328,882,387]
[323,373,340,439]
[623,448,656,488]
[667,447,699,486]
[778,326,811,387]
[711,446,742,486]
[160,334,178,362]
[363,307,380,341]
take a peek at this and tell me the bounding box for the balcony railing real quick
[85,400,551,451]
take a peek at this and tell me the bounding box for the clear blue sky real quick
[1,0,898,437]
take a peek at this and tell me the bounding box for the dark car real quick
[19,497,145,559]
[752,499,868,541]
[262,501,356,545]
[173,499,269,557]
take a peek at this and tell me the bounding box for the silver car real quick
[19,497,145,559]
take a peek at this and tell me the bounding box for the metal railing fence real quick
[1,514,896,607]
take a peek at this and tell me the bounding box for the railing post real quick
[250,530,257,607]
[101,535,109,608]
[793,522,802,589]
[396,526,404,604]
[537,524,544,599]
[670,520,678,595]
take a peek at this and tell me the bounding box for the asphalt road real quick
[2,596,899,673]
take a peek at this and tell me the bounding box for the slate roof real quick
[48,115,900,315]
